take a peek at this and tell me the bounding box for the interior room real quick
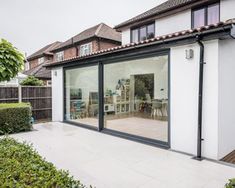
[64,55,169,142]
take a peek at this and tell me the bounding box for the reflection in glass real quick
[104,55,168,142]
[65,66,99,127]
[140,27,147,41]
[208,4,219,25]
[193,8,205,28]
[131,29,139,43]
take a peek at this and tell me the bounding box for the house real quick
[46,0,235,161]
[51,23,121,62]
[25,23,121,86]
[24,41,62,85]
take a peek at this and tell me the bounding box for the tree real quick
[20,76,44,86]
[0,39,24,82]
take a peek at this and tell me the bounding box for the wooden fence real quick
[0,86,52,120]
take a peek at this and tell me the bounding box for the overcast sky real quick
[0,0,166,56]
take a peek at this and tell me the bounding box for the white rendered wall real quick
[121,29,130,45]
[218,39,235,159]
[52,67,63,122]
[155,10,191,36]
[220,0,235,22]
[170,40,219,159]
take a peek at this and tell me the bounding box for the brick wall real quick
[29,59,38,69]
[52,38,121,62]
[99,40,120,50]
[64,47,77,59]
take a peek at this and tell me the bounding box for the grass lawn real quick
[0,137,86,188]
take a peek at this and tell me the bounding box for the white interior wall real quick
[170,40,219,159]
[103,56,168,100]
[67,57,168,103]
[52,67,63,122]
[69,66,98,101]
[218,39,235,159]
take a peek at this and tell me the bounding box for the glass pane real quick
[193,8,205,28]
[140,27,147,41]
[208,4,219,25]
[104,55,169,142]
[65,66,99,128]
[131,29,139,43]
[147,24,155,39]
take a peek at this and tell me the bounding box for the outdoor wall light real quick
[186,49,194,60]
[54,71,57,76]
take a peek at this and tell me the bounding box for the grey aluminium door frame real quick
[63,49,171,148]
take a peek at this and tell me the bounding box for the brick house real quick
[24,23,121,85]
[51,23,121,62]
[24,41,61,85]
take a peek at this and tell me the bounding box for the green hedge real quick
[225,179,235,188]
[0,103,32,135]
[0,138,86,187]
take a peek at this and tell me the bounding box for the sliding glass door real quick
[103,55,169,142]
[64,65,99,128]
[63,53,169,144]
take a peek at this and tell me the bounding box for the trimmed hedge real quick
[225,179,235,188]
[0,138,85,188]
[0,103,32,135]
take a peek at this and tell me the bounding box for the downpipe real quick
[194,35,205,161]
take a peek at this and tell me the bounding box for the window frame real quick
[191,2,220,29]
[56,51,64,62]
[130,22,155,43]
[38,57,45,64]
[80,42,92,56]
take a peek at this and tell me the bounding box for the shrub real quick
[0,39,24,82]
[225,179,235,188]
[0,103,32,135]
[0,138,85,188]
[20,75,44,86]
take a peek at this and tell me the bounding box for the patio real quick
[11,122,235,188]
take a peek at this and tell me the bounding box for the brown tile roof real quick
[27,41,62,60]
[115,0,212,29]
[24,60,51,79]
[45,19,235,68]
[53,23,121,51]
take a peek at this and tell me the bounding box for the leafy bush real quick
[225,179,235,188]
[0,39,24,82]
[0,103,32,135]
[20,75,44,86]
[0,138,85,188]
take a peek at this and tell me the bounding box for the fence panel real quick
[0,86,52,120]
[0,87,18,103]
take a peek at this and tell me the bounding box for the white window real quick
[56,51,64,62]
[25,62,30,71]
[80,43,92,56]
[38,57,44,64]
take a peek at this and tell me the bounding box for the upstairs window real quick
[56,51,64,62]
[38,57,44,64]
[131,23,155,43]
[80,43,92,56]
[192,3,219,28]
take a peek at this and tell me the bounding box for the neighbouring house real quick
[0,73,27,86]
[24,41,62,85]
[25,23,121,86]
[46,0,235,161]
[51,23,121,62]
